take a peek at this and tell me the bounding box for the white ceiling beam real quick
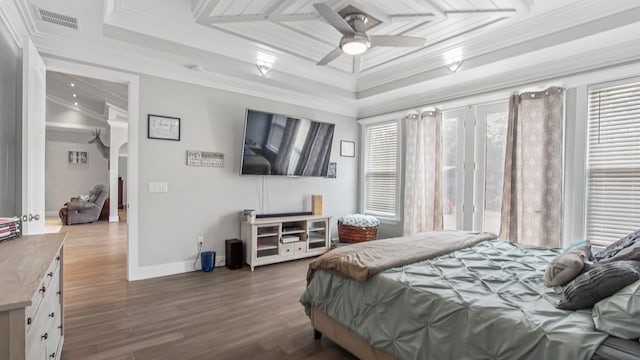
[263,0,298,16]
[445,9,518,17]
[204,14,267,24]
[46,121,106,134]
[348,0,391,24]
[421,1,447,21]
[193,0,220,22]
[203,13,320,24]
[388,14,438,22]
[509,0,533,15]
[270,14,321,22]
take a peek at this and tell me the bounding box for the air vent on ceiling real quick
[38,8,78,29]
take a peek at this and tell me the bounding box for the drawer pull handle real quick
[47,272,54,277]
[41,333,48,340]
[57,291,61,296]
[49,312,55,318]
[27,317,32,325]
[49,352,56,358]
[39,286,46,293]
[56,256,60,261]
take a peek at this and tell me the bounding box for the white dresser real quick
[0,233,65,360]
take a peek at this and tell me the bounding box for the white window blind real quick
[364,122,398,217]
[586,80,640,246]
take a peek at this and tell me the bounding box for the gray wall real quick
[45,129,109,215]
[138,75,358,267]
[0,21,19,216]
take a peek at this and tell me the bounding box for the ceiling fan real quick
[314,3,426,66]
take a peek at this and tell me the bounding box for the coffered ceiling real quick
[3,0,640,117]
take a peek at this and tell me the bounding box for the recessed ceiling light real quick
[446,61,462,73]
[70,83,75,87]
[256,63,271,76]
[74,102,78,106]
[72,94,77,98]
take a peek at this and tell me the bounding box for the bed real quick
[300,231,640,360]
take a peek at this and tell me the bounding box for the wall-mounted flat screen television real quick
[240,109,335,176]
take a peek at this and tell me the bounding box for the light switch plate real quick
[149,182,168,193]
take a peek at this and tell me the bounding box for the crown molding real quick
[34,34,358,117]
[357,38,640,118]
[46,121,106,133]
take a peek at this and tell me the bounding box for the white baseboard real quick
[129,255,226,281]
[109,215,119,223]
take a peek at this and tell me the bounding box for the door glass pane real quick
[483,111,508,233]
[442,116,458,230]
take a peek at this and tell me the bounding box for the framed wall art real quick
[68,151,88,164]
[148,114,181,141]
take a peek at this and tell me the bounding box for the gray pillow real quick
[557,260,640,310]
[593,229,640,262]
[544,241,591,287]
[592,280,640,339]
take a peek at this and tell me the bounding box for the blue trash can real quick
[201,251,216,272]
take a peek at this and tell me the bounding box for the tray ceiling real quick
[9,0,640,117]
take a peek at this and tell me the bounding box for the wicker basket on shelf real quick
[338,214,380,243]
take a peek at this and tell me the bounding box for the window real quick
[363,121,399,219]
[441,102,509,232]
[586,79,640,246]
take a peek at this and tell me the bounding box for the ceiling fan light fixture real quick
[340,34,370,55]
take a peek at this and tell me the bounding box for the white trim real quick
[109,215,119,223]
[130,256,226,281]
[43,57,141,282]
[0,3,21,47]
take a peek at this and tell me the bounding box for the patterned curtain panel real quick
[499,87,564,247]
[404,111,443,236]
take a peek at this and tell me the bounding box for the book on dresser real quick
[240,214,331,271]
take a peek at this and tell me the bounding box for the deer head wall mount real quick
[89,129,110,159]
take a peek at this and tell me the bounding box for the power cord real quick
[193,241,203,270]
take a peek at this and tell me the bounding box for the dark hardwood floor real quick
[60,221,355,360]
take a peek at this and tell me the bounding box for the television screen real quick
[241,109,335,176]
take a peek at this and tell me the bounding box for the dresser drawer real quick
[25,249,61,331]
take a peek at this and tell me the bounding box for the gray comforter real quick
[301,240,609,360]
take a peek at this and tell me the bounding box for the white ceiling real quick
[5,0,640,117]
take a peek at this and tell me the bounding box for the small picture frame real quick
[148,114,180,141]
[68,151,88,164]
[340,140,355,157]
[327,162,337,178]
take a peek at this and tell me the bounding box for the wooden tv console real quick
[241,214,330,271]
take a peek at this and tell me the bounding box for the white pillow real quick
[592,280,640,339]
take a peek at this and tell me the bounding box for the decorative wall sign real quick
[187,150,224,168]
[68,151,88,164]
[340,140,355,157]
[327,162,337,178]
[148,114,180,141]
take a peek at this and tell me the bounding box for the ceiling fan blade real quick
[317,47,343,66]
[313,3,354,36]
[370,35,426,47]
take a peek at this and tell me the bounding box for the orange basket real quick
[338,221,378,243]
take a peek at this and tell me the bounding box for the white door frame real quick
[44,57,140,281]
